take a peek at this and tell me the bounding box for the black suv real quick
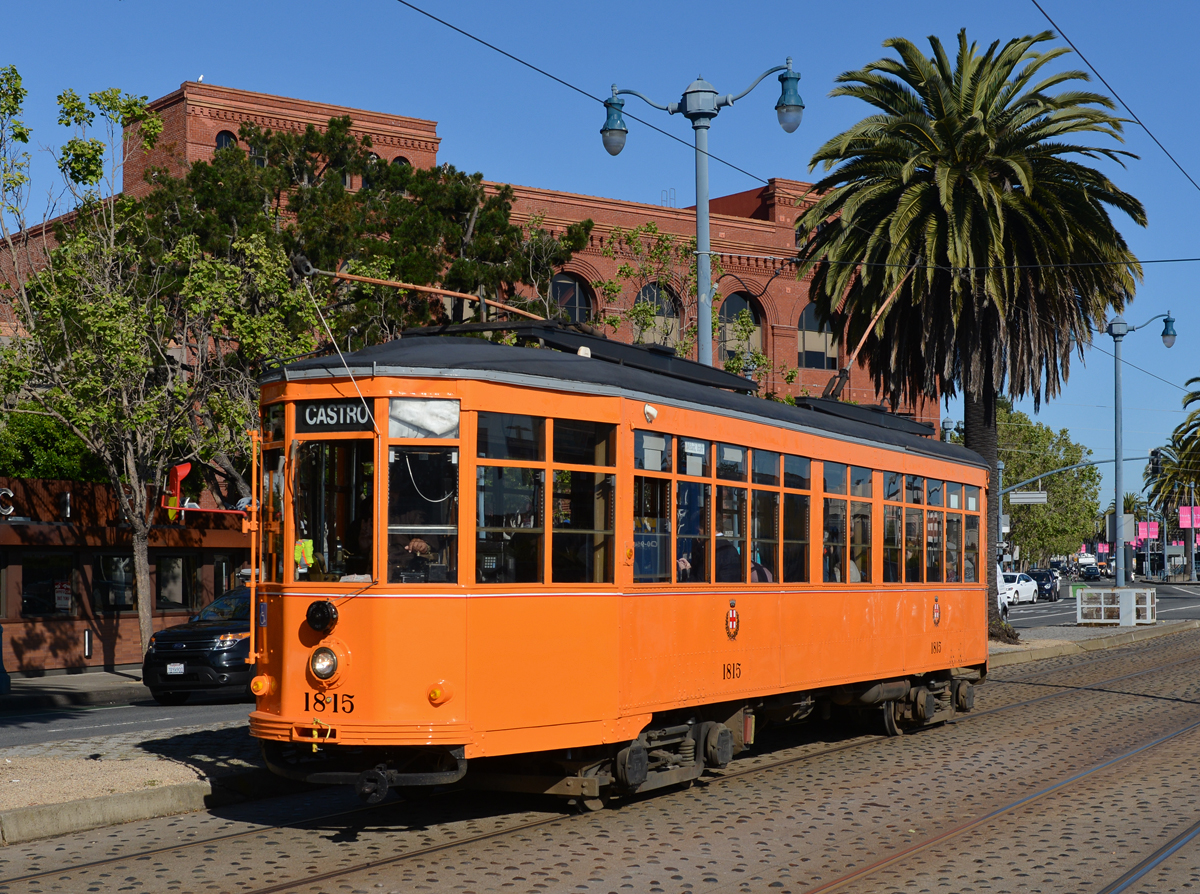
[142,587,253,705]
[1028,570,1058,601]
[1082,565,1102,582]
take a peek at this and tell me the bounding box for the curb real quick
[0,769,303,846]
[989,619,1200,668]
[0,685,150,714]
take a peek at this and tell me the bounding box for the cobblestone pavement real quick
[5,629,1200,893]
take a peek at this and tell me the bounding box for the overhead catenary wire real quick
[1029,0,1200,197]
[391,0,768,185]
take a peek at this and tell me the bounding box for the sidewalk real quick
[0,619,1198,846]
[0,665,149,713]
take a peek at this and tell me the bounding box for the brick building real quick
[2,81,938,673]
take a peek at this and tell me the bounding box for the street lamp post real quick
[601,59,804,367]
[1108,311,1176,588]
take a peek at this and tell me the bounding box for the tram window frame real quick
[823,498,847,582]
[946,512,963,582]
[715,485,747,582]
[388,446,460,585]
[633,476,672,584]
[946,482,962,510]
[477,412,544,462]
[783,455,811,490]
[782,492,810,583]
[927,479,943,507]
[965,485,980,512]
[716,444,748,482]
[753,450,780,487]
[883,505,902,583]
[476,464,545,584]
[634,431,672,473]
[678,438,711,479]
[850,501,871,582]
[824,461,848,496]
[261,448,285,584]
[926,509,943,583]
[884,471,902,502]
[676,479,711,583]
[904,507,924,582]
[750,489,778,582]
[291,437,377,584]
[554,419,616,467]
[963,515,980,582]
[551,467,615,584]
[906,475,925,505]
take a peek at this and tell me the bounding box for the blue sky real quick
[5,0,1199,510]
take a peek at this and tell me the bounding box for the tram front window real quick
[477,467,544,583]
[293,441,375,582]
[389,448,459,583]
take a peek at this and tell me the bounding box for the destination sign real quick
[294,400,375,433]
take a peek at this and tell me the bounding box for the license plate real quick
[166,663,184,675]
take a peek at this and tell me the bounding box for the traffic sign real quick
[1009,490,1048,504]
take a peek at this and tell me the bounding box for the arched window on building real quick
[392,156,411,167]
[635,281,680,346]
[363,153,381,190]
[550,273,594,323]
[798,303,838,369]
[215,131,237,151]
[719,292,763,363]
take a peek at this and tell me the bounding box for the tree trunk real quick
[963,389,1017,642]
[132,525,154,655]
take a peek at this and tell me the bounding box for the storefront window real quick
[95,555,137,612]
[157,555,200,611]
[22,553,75,617]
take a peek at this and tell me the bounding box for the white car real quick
[1003,572,1038,604]
[997,587,1010,623]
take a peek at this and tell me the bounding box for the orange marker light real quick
[428,682,453,706]
[250,675,273,696]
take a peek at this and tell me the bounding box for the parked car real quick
[1082,565,1103,582]
[1028,569,1058,601]
[1002,572,1038,604]
[142,587,253,705]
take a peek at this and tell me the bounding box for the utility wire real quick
[1029,0,1200,196]
[392,0,769,185]
[1086,340,1188,394]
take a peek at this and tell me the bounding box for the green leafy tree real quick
[593,222,721,359]
[795,31,1146,636]
[0,74,315,652]
[996,404,1100,567]
[0,410,108,482]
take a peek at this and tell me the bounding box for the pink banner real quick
[1097,542,1110,554]
[1137,522,1160,540]
[1181,507,1200,529]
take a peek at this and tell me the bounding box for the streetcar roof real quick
[268,337,987,470]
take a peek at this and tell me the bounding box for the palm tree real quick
[1147,378,1200,577]
[795,30,1146,635]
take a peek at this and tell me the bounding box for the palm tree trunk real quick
[963,389,1016,642]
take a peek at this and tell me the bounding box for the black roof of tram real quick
[274,336,987,470]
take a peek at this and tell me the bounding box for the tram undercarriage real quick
[259,667,985,808]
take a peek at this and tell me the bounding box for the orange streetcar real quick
[247,324,989,806]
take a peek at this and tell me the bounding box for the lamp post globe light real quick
[1109,311,1176,588]
[601,58,804,367]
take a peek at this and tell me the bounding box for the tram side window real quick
[555,420,616,467]
[946,482,962,510]
[262,403,285,443]
[782,493,809,582]
[390,398,460,439]
[293,441,375,582]
[927,480,943,507]
[552,470,614,583]
[676,481,710,583]
[963,516,980,582]
[850,466,873,498]
[634,477,671,583]
[883,506,902,582]
[850,502,871,582]
[884,472,902,502]
[946,514,962,582]
[927,510,943,582]
[477,467,544,583]
[784,455,810,490]
[715,485,746,582]
[751,490,778,582]
[388,448,458,584]
[823,498,846,582]
[635,431,672,472]
[965,485,980,512]
[261,448,285,583]
[753,450,780,486]
[824,461,848,495]
[906,475,925,504]
[679,438,711,478]
[717,444,748,482]
[905,507,924,582]
[477,413,544,461]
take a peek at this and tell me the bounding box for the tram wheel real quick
[881,700,901,737]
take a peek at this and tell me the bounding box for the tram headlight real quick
[306,600,338,633]
[310,647,338,680]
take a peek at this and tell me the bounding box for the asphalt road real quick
[1007,579,1200,628]
[0,697,252,749]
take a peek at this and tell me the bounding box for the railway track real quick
[6,634,1199,893]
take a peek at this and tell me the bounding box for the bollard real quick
[0,624,10,695]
